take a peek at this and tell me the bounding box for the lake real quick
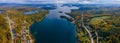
[24,10,39,15]
[30,4,79,43]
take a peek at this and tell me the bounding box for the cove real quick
[30,4,79,43]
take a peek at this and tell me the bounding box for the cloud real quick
[0,0,25,3]
[78,1,95,4]
[0,0,120,4]
[88,0,120,4]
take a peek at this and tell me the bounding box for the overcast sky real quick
[0,0,120,4]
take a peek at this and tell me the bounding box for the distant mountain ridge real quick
[0,3,120,7]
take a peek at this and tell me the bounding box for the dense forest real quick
[0,7,48,43]
[66,6,120,43]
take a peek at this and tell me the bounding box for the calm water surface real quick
[30,4,79,43]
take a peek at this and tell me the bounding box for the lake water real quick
[0,10,3,14]
[30,4,79,43]
[24,10,39,15]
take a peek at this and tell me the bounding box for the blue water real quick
[24,10,39,15]
[30,4,79,43]
[0,10,3,14]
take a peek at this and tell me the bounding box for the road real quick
[95,30,99,43]
[7,14,14,43]
[81,13,94,43]
[7,14,33,43]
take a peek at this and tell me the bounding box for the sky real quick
[0,0,120,4]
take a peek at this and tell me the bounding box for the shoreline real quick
[0,7,49,43]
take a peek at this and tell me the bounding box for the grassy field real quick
[66,6,120,43]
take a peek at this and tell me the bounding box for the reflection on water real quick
[0,10,3,14]
[46,4,78,19]
[24,10,39,15]
[30,4,79,43]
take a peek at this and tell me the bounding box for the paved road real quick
[7,14,33,43]
[7,14,14,43]
[81,13,94,43]
[95,31,99,43]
